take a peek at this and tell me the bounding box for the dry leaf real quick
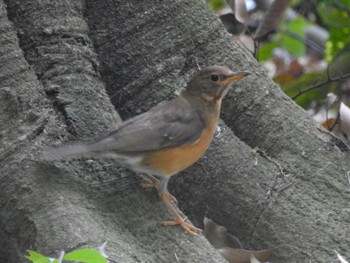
[339,102,350,139]
[335,250,349,263]
[219,13,246,35]
[250,254,261,263]
[254,0,292,41]
[273,58,304,85]
[326,93,338,108]
[219,247,271,263]
[228,0,249,24]
[203,217,242,249]
[322,118,335,129]
[203,218,272,263]
[236,34,255,53]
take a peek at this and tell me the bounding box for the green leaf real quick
[280,33,305,57]
[339,0,350,5]
[325,27,350,61]
[64,248,107,263]
[207,0,226,11]
[26,250,50,263]
[278,16,312,57]
[317,3,350,60]
[318,3,349,28]
[258,42,278,62]
[329,44,350,77]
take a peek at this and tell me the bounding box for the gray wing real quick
[42,96,204,160]
[88,96,203,153]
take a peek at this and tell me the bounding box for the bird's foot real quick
[160,193,201,235]
[162,216,203,236]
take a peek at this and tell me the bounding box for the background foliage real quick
[209,0,350,139]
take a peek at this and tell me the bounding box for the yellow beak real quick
[222,70,250,85]
[216,70,250,99]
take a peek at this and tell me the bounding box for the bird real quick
[42,66,250,235]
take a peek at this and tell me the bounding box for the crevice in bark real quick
[44,86,77,136]
[248,148,291,243]
[317,128,350,152]
[84,0,230,119]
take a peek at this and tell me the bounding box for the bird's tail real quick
[41,143,94,161]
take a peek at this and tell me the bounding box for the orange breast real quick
[141,126,217,176]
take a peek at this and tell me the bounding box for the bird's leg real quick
[140,173,160,188]
[160,194,203,235]
[140,173,177,203]
[158,177,202,235]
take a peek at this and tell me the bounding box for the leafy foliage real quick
[258,16,312,61]
[209,0,350,141]
[208,0,226,11]
[279,17,312,57]
[282,72,333,108]
[26,251,50,263]
[64,249,108,263]
[26,248,108,263]
[317,0,350,61]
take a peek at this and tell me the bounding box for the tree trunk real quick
[0,0,225,262]
[1,0,349,263]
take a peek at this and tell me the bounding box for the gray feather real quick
[42,96,204,160]
[41,143,94,160]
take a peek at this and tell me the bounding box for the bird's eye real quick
[211,74,219,82]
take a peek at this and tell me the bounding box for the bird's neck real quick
[182,91,222,127]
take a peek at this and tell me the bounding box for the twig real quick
[326,65,332,81]
[174,251,180,263]
[254,40,259,60]
[292,72,350,100]
[329,112,340,132]
[284,30,324,54]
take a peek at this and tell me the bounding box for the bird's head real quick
[185,66,250,103]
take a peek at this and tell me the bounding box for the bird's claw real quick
[162,217,203,235]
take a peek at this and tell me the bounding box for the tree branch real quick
[329,112,340,132]
[291,72,350,100]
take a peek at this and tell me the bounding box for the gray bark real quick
[1,0,225,262]
[1,0,349,263]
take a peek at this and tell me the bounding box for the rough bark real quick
[85,0,350,262]
[1,0,225,262]
[1,0,349,263]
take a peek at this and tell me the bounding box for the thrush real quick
[43,66,250,235]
